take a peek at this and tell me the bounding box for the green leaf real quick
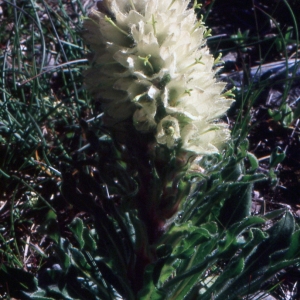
[218,183,253,227]
[284,230,300,259]
[268,108,282,121]
[25,286,73,300]
[269,146,286,168]
[69,247,92,271]
[138,265,167,300]
[66,132,75,139]
[64,265,101,300]
[213,212,296,300]
[239,139,249,157]
[237,258,300,298]
[266,211,294,247]
[263,208,286,220]
[155,259,176,286]
[38,210,60,243]
[26,296,54,300]
[153,257,170,285]
[82,228,97,252]
[234,228,268,264]
[230,216,266,235]
[69,217,85,249]
[284,27,293,40]
[247,152,259,171]
[173,243,195,259]
[170,224,214,259]
[156,244,173,258]
[268,167,278,186]
[242,211,294,276]
[169,271,203,299]
[218,216,265,254]
[221,158,242,181]
[239,174,266,183]
[24,289,48,297]
[56,239,71,270]
[95,259,134,299]
[202,258,245,299]
[201,222,218,235]
[0,265,37,296]
[282,104,294,127]
[128,212,148,251]
[268,104,294,127]
[293,98,300,120]
[161,221,195,245]
[188,228,212,245]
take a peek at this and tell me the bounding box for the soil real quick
[201,0,300,214]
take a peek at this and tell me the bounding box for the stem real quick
[105,15,129,36]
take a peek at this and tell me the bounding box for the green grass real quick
[0,0,92,279]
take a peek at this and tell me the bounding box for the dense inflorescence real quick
[83,0,234,155]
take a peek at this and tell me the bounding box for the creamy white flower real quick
[83,0,234,155]
[181,121,230,155]
[132,85,158,131]
[156,116,181,148]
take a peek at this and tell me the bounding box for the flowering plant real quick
[2,1,300,299]
[83,0,234,156]
[44,1,299,299]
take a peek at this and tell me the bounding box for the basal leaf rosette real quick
[83,0,234,156]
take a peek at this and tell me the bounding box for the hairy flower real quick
[83,0,234,155]
[156,116,181,148]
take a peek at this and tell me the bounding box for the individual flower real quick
[156,116,181,148]
[82,0,234,156]
[181,121,230,155]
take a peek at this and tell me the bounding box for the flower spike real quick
[83,0,234,156]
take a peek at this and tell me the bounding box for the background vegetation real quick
[0,0,300,299]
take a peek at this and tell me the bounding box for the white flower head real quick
[83,0,234,155]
